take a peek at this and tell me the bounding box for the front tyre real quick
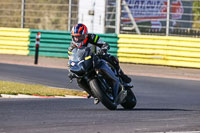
[121,89,137,110]
[89,78,117,110]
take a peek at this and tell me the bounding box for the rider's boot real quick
[103,54,133,89]
[118,69,133,89]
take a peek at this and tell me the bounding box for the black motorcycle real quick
[68,46,137,110]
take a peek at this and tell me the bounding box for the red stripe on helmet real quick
[83,25,87,34]
[78,26,84,33]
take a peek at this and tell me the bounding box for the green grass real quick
[0,80,87,97]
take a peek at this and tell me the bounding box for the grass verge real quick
[0,80,87,97]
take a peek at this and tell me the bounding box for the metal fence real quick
[1,0,200,37]
[0,0,78,31]
[105,0,200,37]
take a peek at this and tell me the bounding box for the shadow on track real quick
[116,108,194,112]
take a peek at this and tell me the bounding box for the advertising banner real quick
[122,0,183,23]
[121,0,192,30]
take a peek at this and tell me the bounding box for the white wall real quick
[78,0,105,34]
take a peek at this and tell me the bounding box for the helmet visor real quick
[72,35,85,43]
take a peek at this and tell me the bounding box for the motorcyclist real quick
[68,23,133,102]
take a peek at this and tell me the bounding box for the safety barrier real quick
[0,27,30,55]
[118,34,200,68]
[2,27,200,69]
[29,29,71,58]
[29,29,118,58]
[0,27,118,58]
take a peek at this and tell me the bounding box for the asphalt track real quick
[0,63,200,133]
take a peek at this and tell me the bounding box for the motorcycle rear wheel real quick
[121,89,137,110]
[89,78,117,110]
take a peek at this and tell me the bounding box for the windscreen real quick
[68,48,86,62]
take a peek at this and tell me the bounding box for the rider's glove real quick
[68,42,77,52]
[97,48,107,55]
[68,45,75,52]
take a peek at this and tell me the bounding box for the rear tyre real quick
[89,78,117,110]
[121,89,137,110]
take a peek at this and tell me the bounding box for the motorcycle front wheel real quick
[121,89,137,110]
[89,78,117,110]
